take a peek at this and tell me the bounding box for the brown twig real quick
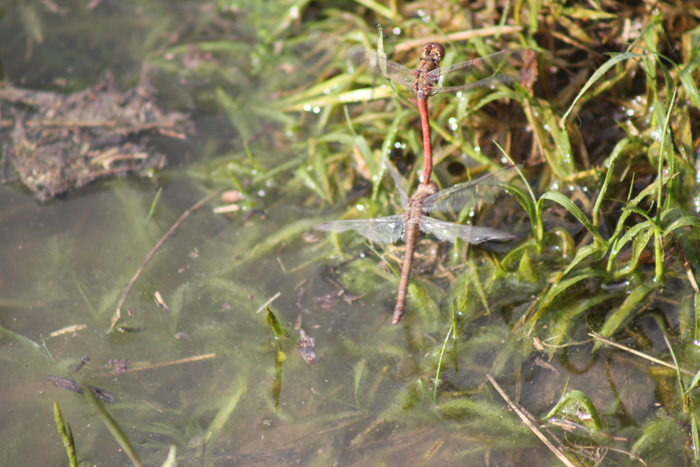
[94,353,217,377]
[255,292,281,314]
[26,119,118,127]
[109,192,217,331]
[394,26,524,52]
[487,374,578,467]
[589,332,694,376]
[675,233,699,293]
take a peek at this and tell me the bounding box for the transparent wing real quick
[420,217,515,244]
[386,166,409,208]
[347,46,415,92]
[422,165,518,213]
[428,49,535,95]
[314,215,406,244]
[436,70,535,95]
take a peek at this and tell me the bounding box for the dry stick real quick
[394,26,524,53]
[255,291,281,314]
[109,192,217,331]
[589,332,694,376]
[95,353,216,377]
[487,374,578,467]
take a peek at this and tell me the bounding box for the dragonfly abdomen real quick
[392,219,422,324]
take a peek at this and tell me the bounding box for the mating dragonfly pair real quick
[315,165,519,324]
[315,36,534,323]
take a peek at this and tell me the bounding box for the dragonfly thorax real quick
[408,181,438,207]
[414,43,445,99]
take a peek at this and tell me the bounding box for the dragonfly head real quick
[421,43,445,65]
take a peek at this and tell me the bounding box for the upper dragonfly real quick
[315,165,518,324]
[347,40,536,186]
[351,43,536,98]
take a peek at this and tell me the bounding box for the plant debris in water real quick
[73,356,90,374]
[108,358,131,374]
[45,375,115,403]
[298,328,320,365]
[0,75,190,201]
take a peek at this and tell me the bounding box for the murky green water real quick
[0,1,694,466]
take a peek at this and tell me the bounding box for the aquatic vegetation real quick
[1,0,700,465]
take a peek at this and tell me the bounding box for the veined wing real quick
[314,215,406,244]
[420,217,515,244]
[387,166,409,208]
[347,46,415,92]
[422,165,518,213]
[437,70,535,95]
[429,49,536,95]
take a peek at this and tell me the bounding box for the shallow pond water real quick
[0,1,695,466]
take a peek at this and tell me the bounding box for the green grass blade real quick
[19,4,44,44]
[561,243,605,277]
[145,187,163,223]
[549,294,615,351]
[663,334,687,412]
[353,358,366,408]
[204,374,248,446]
[662,213,700,235]
[300,86,396,111]
[413,281,440,326]
[433,324,454,402]
[632,416,685,458]
[608,218,651,264]
[609,222,654,278]
[679,63,700,111]
[249,218,321,258]
[538,191,605,246]
[374,110,411,201]
[561,52,641,124]
[595,282,658,349]
[265,307,287,338]
[82,381,142,467]
[543,389,603,430]
[0,324,51,360]
[527,269,601,331]
[353,0,399,21]
[53,401,78,467]
[607,171,677,256]
[502,184,538,238]
[73,276,99,321]
[592,146,625,228]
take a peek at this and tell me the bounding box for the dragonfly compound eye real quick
[422,43,445,62]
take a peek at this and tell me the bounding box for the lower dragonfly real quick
[315,165,518,324]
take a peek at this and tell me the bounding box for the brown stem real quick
[109,191,217,332]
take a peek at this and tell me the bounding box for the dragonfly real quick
[314,165,518,324]
[348,38,536,186]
